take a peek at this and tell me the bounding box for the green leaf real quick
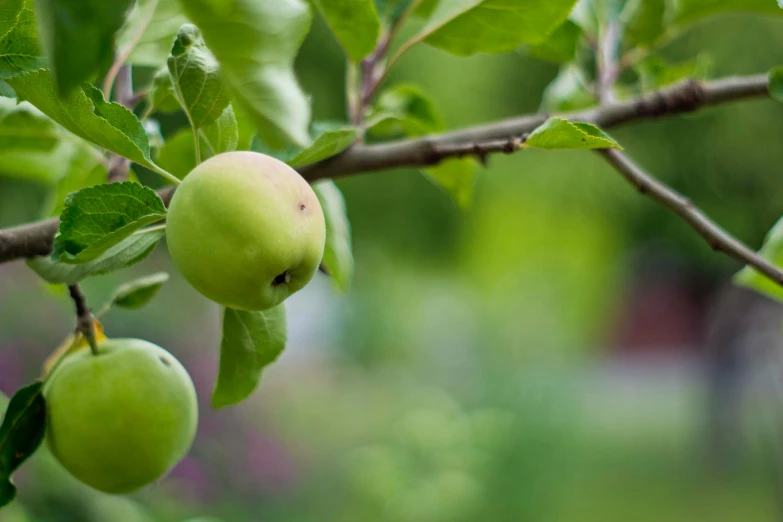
[673,0,781,25]
[0,6,45,97]
[27,226,165,284]
[417,0,579,56]
[313,0,380,62]
[156,105,238,178]
[366,84,475,209]
[42,142,108,215]
[146,68,182,115]
[634,54,711,92]
[734,216,783,303]
[413,0,439,18]
[622,0,666,48]
[34,0,134,94]
[591,0,626,21]
[155,127,196,178]
[0,96,58,150]
[768,66,783,103]
[374,0,415,23]
[212,305,287,409]
[249,134,299,163]
[179,0,313,148]
[0,138,90,186]
[527,19,581,63]
[6,69,170,174]
[288,126,359,167]
[120,0,188,67]
[52,182,167,263]
[251,122,359,167]
[200,104,238,158]
[0,382,46,508]
[424,157,477,210]
[367,84,442,138]
[540,64,595,112]
[313,180,353,292]
[0,147,62,183]
[167,24,231,129]
[109,272,170,309]
[525,117,621,150]
[0,0,25,39]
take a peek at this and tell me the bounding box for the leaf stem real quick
[193,128,202,165]
[141,223,167,234]
[139,104,154,122]
[618,26,687,70]
[366,34,422,104]
[44,344,70,383]
[149,163,182,185]
[386,0,424,47]
[355,0,425,117]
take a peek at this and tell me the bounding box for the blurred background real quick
[4,5,783,522]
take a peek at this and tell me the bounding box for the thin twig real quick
[128,88,149,108]
[107,154,131,183]
[597,20,621,104]
[102,0,159,98]
[67,284,99,355]
[106,65,134,183]
[599,148,783,286]
[386,0,424,51]
[115,65,134,109]
[358,0,423,109]
[347,61,362,125]
[359,48,383,113]
[367,37,417,105]
[0,73,772,264]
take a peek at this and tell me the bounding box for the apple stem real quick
[68,284,100,356]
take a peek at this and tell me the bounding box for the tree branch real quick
[431,135,525,165]
[0,219,59,262]
[299,75,769,181]
[599,148,783,285]
[0,73,771,264]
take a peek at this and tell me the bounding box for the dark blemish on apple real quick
[159,356,171,367]
[299,203,306,211]
[272,270,291,286]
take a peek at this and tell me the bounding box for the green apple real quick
[44,338,198,494]
[166,151,326,311]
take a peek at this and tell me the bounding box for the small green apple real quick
[44,338,198,494]
[166,151,326,311]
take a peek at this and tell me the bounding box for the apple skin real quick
[44,338,198,494]
[166,151,326,311]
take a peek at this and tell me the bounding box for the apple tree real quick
[0,0,782,508]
